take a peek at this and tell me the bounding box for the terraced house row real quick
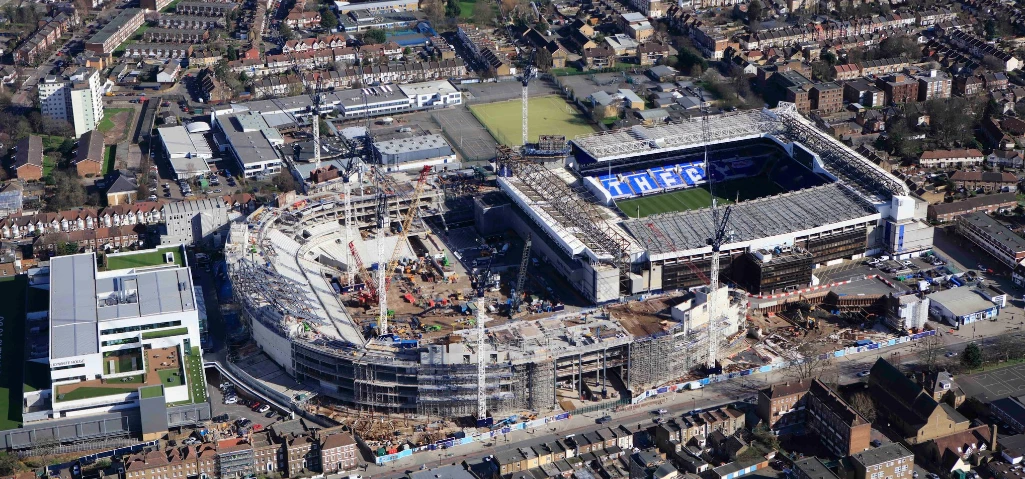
[13,10,80,65]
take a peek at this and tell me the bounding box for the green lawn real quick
[102,145,115,175]
[157,369,184,387]
[42,155,56,178]
[106,246,184,271]
[103,351,143,374]
[457,0,476,18]
[617,177,787,218]
[0,276,27,430]
[469,96,596,147]
[142,327,189,340]
[56,386,137,402]
[98,108,134,133]
[183,346,207,405]
[140,385,164,399]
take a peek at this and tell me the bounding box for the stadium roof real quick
[622,184,878,256]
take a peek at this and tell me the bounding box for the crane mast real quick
[521,52,536,148]
[699,89,732,371]
[473,259,493,422]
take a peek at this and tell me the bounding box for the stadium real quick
[224,103,931,420]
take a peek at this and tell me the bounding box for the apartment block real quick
[850,443,914,479]
[86,8,144,54]
[38,67,105,138]
[805,379,870,456]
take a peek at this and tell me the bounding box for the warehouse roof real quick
[926,287,998,318]
[373,134,453,156]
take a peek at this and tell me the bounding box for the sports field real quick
[0,275,27,431]
[617,177,787,218]
[469,96,596,146]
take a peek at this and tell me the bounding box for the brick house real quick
[950,170,1018,193]
[927,193,1019,222]
[917,149,984,168]
[757,380,810,431]
[13,135,44,181]
[74,130,105,177]
[319,432,357,474]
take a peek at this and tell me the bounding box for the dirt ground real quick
[103,108,138,144]
[608,296,683,337]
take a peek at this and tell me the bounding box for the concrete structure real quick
[926,287,1000,326]
[162,199,231,247]
[793,458,839,479]
[212,112,284,179]
[38,68,105,138]
[885,294,929,332]
[956,212,1025,268]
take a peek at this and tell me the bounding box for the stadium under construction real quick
[225,103,933,419]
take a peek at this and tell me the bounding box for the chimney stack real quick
[991,423,998,451]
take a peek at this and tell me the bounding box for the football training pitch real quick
[617,177,787,218]
[469,96,596,146]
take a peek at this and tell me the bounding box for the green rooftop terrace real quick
[106,246,185,271]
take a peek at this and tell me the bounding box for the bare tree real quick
[785,340,833,382]
[848,390,877,423]
[916,334,944,373]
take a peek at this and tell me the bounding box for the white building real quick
[886,294,929,331]
[156,125,214,179]
[38,68,105,138]
[162,199,231,247]
[373,134,457,172]
[47,248,203,417]
[926,287,1000,326]
[397,81,463,109]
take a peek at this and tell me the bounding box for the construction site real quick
[222,66,923,455]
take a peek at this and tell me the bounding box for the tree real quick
[472,0,497,26]
[227,45,239,61]
[445,0,461,18]
[0,451,22,476]
[363,28,387,45]
[751,423,780,451]
[916,334,945,372]
[272,170,299,193]
[319,8,338,30]
[961,342,983,370]
[848,390,877,423]
[785,341,833,382]
[983,54,1006,72]
[748,0,763,23]
[46,170,87,212]
[279,22,296,41]
[421,0,445,27]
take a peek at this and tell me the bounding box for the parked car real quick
[257,404,271,413]
[596,415,612,424]
[224,396,238,404]
[251,402,261,411]
[856,370,870,377]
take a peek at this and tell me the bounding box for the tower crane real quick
[521,52,537,148]
[339,157,361,287]
[384,165,432,279]
[698,88,733,372]
[509,235,532,317]
[290,58,324,170]
[471,257,494,424]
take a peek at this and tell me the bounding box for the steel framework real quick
[512,161,632,265]
[510,235,531,316]
[231,258,321,322]
[385,166,432,276]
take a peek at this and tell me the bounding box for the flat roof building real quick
[373,134,456,172]
[955,211,1025,268]
[926,287,1000,326]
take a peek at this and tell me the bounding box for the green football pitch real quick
[616,177,787,218]
[469,96,596,146]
